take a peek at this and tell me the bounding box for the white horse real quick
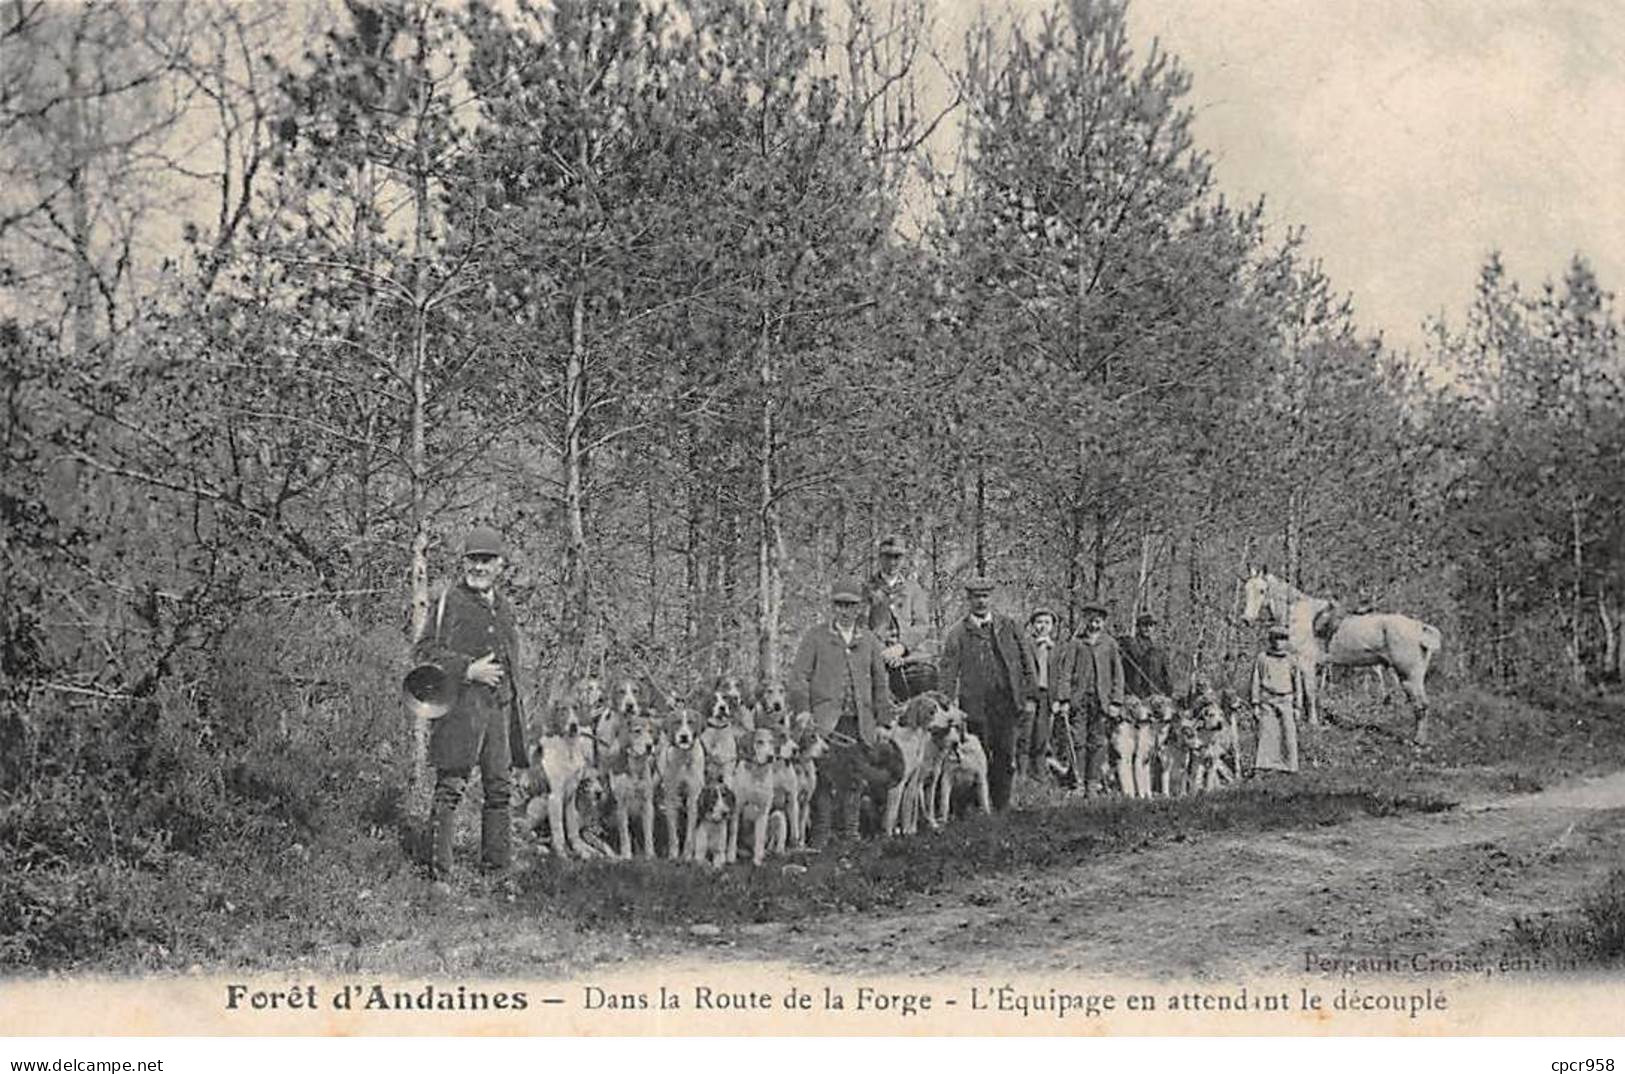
[1240,568,1443,745]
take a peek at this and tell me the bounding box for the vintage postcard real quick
[2,0,1622,1050]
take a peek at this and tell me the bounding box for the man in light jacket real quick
[788,579,894,845]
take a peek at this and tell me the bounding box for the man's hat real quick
[1137,613,1158,627]
[1028,606,1057,624]
[1267,625,1291,640]
[964,576,995,595]
[877,533,909,555]
[462,525,505,558]
[403,662,456,720]
[1079,602,1108,619]
[831,579,865,603]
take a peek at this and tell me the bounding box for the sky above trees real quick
[929,0,1625,355]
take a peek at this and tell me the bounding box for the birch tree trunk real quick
[756,309,782,683]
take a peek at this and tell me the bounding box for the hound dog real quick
[713,673,751,730]
[878,693,945,836]
[691,778,736,869]
[657,706,706,861]
[1140,694,1179,798]
[1192,697,1238,790]
[771,725,806,848]
[1219,688,1248,781]
[1157,700,1201,797]
[606,713,660,859]
[732,726,787,865]
[918,699,963,830]
[699,685,743,784]
[1111,696,1153,798]
[592,677,640,753]
[936,707,991,821]
[520,702,602,859]
[755,678,791,734]
[786,714,826,848]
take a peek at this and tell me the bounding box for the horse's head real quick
[1240,566,1280,624]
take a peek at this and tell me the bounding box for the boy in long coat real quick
[1249,626,1303,774]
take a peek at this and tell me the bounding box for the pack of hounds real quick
[514,675,1250,868]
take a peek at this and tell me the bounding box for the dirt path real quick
[705,771,1625,978]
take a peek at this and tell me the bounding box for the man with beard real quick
[1120,612,1174,699]
[412,525,529,894]
[1060,603,1124,796]
[938,578,1035,811]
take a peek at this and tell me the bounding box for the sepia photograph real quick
[1,0,1622,1048]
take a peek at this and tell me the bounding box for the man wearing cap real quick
[1120,613,1174,699]
[865,534,934,699]
[1249,626,1302,775]
[412,525,529,892]
[1025,607,1071,781]
[938,578,1035,811]
[1059,603,1124,795]
[788,579,895,846]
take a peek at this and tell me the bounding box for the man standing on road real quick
[1120,612,1174,699]
[1061,603,1124,796]
[412,525,529,894]
[788,579,895,847]
[865,534,934,700]
[1024,608,1069,781]
[939,578,1035,811]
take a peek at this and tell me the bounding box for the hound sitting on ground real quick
[937,708,991,821]
[691,779,736,870]
[732,726,787,865]
[606,713,659,859]
[657,706,706,861]
[1157,701,1201,797]
[520,702,601,859]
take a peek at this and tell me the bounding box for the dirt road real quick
[705,771,1625,978]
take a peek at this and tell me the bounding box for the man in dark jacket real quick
[412,525,529,890]
[938,578,1035,811]
[1120,613,1174,699]
[1060,602,1124,796]
[788,579,895,846]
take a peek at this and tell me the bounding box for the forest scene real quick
[3,0,1624,978]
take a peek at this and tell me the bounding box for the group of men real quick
[413,525,1300,889]
[785,533,1184,836]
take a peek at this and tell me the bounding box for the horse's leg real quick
[1300,655,1321,727]
[1402,671,1430,746]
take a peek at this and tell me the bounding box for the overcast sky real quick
[935,0,1625,354]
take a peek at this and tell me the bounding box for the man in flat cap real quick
[1120,612,1173,700]
[938,577,1035,811]
[412,525,529,893]
[1249,625,1302,775]
[865,533,934,699]
[1059,602,1123,795]
[788,579,895,846]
